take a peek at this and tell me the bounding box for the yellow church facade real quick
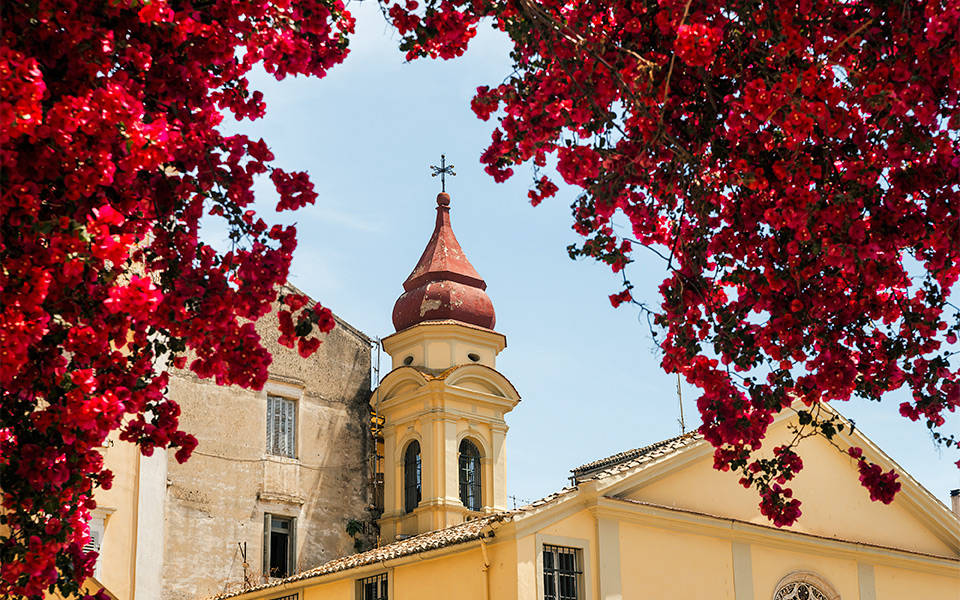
[213,193,960,600]
[213,410,960,600]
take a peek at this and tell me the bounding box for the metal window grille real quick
[271,595,298,600]
[543,545,582,600]
[357,573,388,600]
[458,439,481,511]
[266,396,296,458]
[403,441,421,513]
[774,582,829,600]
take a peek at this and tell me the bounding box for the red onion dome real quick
[392,193,496,331]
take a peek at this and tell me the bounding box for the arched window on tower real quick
[403,440,421,514]
[459,439,482,511]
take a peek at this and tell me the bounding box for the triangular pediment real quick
[591,409,960,558]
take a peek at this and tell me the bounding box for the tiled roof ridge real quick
[571,431,702,479]
[513,486,578,511]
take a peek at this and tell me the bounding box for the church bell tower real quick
[373,191,520,542]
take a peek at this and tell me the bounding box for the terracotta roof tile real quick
[570,432,703,482]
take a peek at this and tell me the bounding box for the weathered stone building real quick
[89,286,376,600]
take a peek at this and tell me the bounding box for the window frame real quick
[266,395,298,459]
[356,572,389,600]
[535,534,592,600]
[262,513,297,580]
[542,544,583,600]
[771,571,841,600]
[82,507,115,580]
[458,439,482,511]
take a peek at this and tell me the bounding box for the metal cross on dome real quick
[429,154,456,193]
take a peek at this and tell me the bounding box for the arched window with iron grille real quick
[458,439,482,511]
[403,440,421,514]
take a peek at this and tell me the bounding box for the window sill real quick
[263,454,301,465]
[258,491,306,506]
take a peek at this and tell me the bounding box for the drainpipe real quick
[478,533,491,600]
[951,489,959,518]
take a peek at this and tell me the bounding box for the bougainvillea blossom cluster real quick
[380,0,959,526]
[3,0,958,595]
[1,0,353,597]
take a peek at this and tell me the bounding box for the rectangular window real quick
[262,514,296,579]
[357,573,388,600]
[543,545,582,600]
[266,395,296,458]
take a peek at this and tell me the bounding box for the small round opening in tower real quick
[467,353,480,362]
[403,355,414,366]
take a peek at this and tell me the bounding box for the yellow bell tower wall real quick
[374,321,519,542]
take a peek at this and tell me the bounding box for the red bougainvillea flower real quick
[675,23,723,68]
[381,0,960,528]
[1,0,352,597]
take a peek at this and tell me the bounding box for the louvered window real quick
[266,396,296,458]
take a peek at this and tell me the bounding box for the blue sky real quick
[219,2,959,510]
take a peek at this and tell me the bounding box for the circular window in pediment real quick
[774,583,829,600]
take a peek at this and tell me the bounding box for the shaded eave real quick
[382,318,506,347]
